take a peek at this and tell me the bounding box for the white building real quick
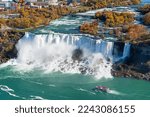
[27,0,58,6]
[47,0,58,5]
[0,0,13,10]
[0,0,12,1]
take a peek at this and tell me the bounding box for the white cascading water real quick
[7,32,113,79]
[114,42,131,62]
[122,43,131,59]
[22,32,115,60]
[1,32,130,79]
[95,40,114,61]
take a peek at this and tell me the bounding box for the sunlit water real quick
[1,67,150,100]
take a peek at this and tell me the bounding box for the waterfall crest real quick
[23,32,116,60]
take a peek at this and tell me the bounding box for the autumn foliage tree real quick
[3,6,71,29]
[95,11,135,27]
[125,24,149,40]
[72,0,78,7]
[80,21,99,35]
[138,4,150,14]
[143,12,150,25]
[131,0,141,5]
[0,19,6,28]
[84,0,141,8]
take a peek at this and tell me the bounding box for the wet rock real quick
[79,67,87,74]
[72,48,83,61]
[113,42,124,57]
[0,30,25,63]
[112,42,150,81]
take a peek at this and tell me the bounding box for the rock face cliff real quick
[112,42,150,80]
[0,30,25,63]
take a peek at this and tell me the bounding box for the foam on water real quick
[0,85,23,98]
[30,95,46,100]
[107,89,124,95]
[76,8,112,16]
[77,88,96,95]
[0,85,14,92]
[50,17,81,26]
[48,84,56,87]
[76,7,137,17]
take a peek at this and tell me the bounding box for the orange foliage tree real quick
[80,21,99,35]
[126,24,149,40]
[138,4,150,14]
[95,11,135,27]
[143,12,150,25]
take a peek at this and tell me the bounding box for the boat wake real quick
[0,85,25,99]
[77,88,96,95]
[107,89,124,95]
[30,95,46,100]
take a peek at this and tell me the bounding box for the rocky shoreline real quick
[112,41,150,81]
[0,30,24,63]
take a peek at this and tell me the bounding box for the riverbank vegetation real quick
[0,18,6,29]
[80,21,149,43]
[143,12,150,25]
[138,4,150,14]
[80,21,99,35]
[79,11,135,36]
[138,4,150,25]
[0,6,74,29]
[123,24,149,41]
[0,30,24,63]
[95,11,135,27]
[110,24,150,43]
[1,6,71,29]
[83,0,141,8]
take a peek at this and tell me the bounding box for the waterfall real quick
[22,32,114,60]
[18,32,130,63]
[1,32,131,79]
[9,32,113,79]
[122,43,131,59]
[113,42,131,62]
[99,41,114,61]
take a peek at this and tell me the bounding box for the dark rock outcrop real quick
[112,42,150,80]
[72,48,83,61]
[0,30,25,63]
